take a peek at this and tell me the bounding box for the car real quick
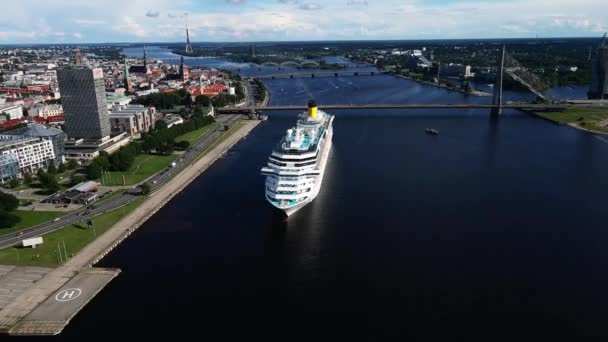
[63,204,68,208]
[153,180,157,184]
[16,231,25,237]
[53,218,60,222]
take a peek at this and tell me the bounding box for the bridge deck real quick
[218,103,577,113]
[251,70,383,79]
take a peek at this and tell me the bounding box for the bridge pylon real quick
[491,44,506,118]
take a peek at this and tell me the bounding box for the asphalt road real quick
[0,114,242,250]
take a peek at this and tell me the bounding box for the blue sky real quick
[0,0,606,43]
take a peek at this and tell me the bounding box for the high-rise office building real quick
[589,33,608,99]
[56,66,111,139]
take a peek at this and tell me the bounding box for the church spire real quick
[124,58,129,82]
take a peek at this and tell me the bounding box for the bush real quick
[8,178,19,189]
[47,162,57,174]
[141,182,151,195]
[0,191,19,212]
[38,173,59,193]
[66,159,79,170]
[0,210,20,229]
[70,175,87,186]
[23,173,33,184]
[175,140,190,151]
[88,163,102,180]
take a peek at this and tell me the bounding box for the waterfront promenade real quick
[0,120,261,335]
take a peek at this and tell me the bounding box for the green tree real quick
[47,162,57,174]
[175,140,190,151]
[66,159,79,170]
[155,120,168,131]
[57,163,66,173]
[0,191,19,212]
[0,210,20,228]
[88,163,102,180]
[23,173,33,184]
[117,148,135,171]
[8,178,19,189]
[93,155,111,170]
[70,175,87,186]
[141,182,151,196]
[195,95,211,106]
[37,168,45,178]
[39,173,59,193]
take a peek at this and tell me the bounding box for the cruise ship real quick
[261,101,334,216]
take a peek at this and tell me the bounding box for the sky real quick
[0,0,606,44]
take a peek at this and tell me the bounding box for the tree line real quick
[87,110,215,179]
[87,142,142,179]
[141,112,215,154]
[133,90,192,109]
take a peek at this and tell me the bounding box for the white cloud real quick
[74,19,106,25]
[0,0,607,42]
[500,25,529,34]
[74,32,83,39]
[299,3,322,10]
[115,16,147,37]
[146,10,160,18]
[347,0,367,6]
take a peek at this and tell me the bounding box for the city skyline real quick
[0,0,607,44]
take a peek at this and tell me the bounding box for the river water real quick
[55,47,608,339]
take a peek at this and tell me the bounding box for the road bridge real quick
[217,103,583,114]
[249,70,383,79]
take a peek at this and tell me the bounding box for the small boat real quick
[425,128,439,135]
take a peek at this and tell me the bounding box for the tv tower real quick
[185,24,193,53]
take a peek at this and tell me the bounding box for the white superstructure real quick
[261,101,334,216]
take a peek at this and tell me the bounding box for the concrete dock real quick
[0,119,262,336]
[9,267,120,336]
[0,266,52,311]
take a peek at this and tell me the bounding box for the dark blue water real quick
[57,50,608,340]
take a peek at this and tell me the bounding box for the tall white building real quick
[0,138,55,174]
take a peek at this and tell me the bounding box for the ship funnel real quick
[307,100,317,118]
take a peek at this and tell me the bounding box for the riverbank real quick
[391,73,491,96]
[0,120,261,335]
[527,107,608,135]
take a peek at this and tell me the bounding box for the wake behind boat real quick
[261,100,334,216]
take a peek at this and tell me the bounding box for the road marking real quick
[55,288,82,302]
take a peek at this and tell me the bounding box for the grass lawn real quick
[536,108,608,133]
[175,123,218,145]
[100,154,178,186]
[0,211,66,238]
[0,197,144,267]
